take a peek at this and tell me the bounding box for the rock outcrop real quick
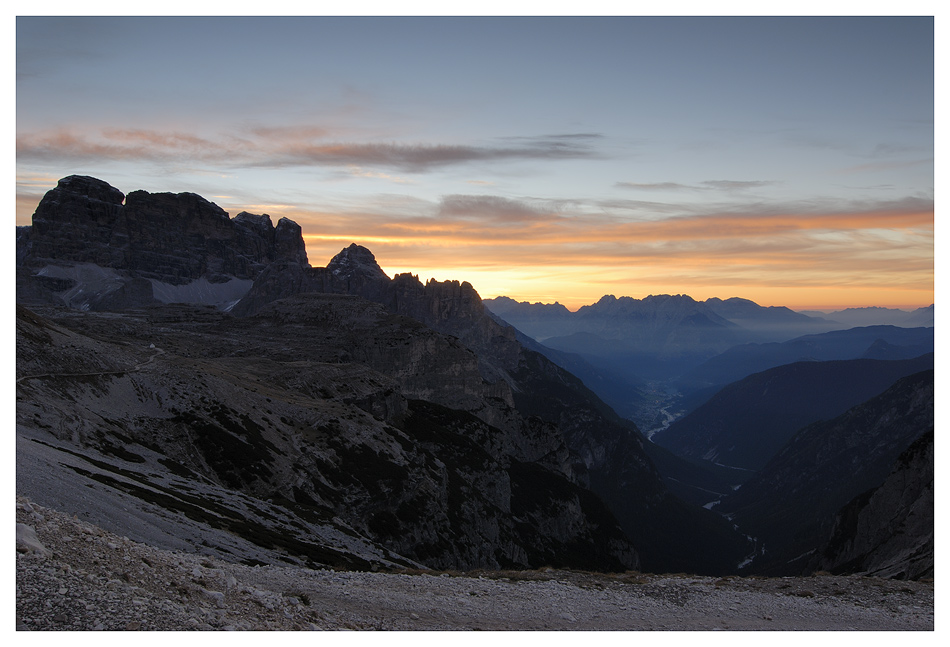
[819,429,934,580]
[717,370,934,576]
[18,176,309,310]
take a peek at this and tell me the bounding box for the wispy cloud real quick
[437,195,562,224]
[295,194,933,309]
[614,182,694,191]
[246,124,333,141]
[291,192,932,260]
[835,157,934,175]
[16,127,601,173]
[343,166,414,184]
[259,141,594,171]
[291,189,930,308]
[616,179,777,192]
[700,180,776,191]
[16,128,229,163]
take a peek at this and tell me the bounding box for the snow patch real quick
[37,263,126,308]
[34,263,254,310]
[149,276,253,309]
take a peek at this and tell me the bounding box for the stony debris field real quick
[16,497,933,631]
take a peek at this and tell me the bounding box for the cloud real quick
[262,135,599,171]
[16,128,228,163]
[615,182,694,191]
[500,133,603,143]
[700,180,776,191]
[616,179,776,192]
[868,142,924,158]
[290,192,932,261]
[343,166,414,184]
[16,127,601,173]
[836,157,934,175]
[247,125,332,141]
[437,194,558,223]
[298,206,932,309]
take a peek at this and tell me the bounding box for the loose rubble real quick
[16,497,933,631]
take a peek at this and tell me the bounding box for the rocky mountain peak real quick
[327,243,389,282]
[51,174,126,206]
[233,211,274,231]
[274,217,308,266]
[18,176,313,309]
[124,188,231,227]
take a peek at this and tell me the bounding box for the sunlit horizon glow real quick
[15,15,934,314]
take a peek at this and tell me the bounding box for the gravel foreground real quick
[16,497,934,631]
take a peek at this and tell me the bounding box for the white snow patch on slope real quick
[35,263,253,310]
[37,263,126,310]
[149,276,253,309]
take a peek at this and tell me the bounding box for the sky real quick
[15,10,935,311]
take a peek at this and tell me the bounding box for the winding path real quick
[16,346,164,384]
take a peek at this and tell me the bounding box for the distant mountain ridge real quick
[704,297,839,333]
[680,325,935,392]
[800,305,934,328]
[485,293,840,345]
[484,293,853,386]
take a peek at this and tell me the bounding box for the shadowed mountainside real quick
[654,354,934,471]
[716,370,933,577]
[817,429,933,580]
[678,325,934,394]
[17,300,638,572]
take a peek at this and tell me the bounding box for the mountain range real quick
[679,325,934,394]
[16,175,932,581]
[800,305,934,328]
[484,294,933,435]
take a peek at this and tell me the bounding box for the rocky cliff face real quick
[819,429,933,580]
[233,244,523,388]
[18,176,308,310]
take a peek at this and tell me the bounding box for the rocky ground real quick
[16,497,934,631]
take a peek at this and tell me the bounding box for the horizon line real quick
[474,293,934,315]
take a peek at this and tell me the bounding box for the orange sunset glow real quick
[289,199,934,312]
[16,15,934,315]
